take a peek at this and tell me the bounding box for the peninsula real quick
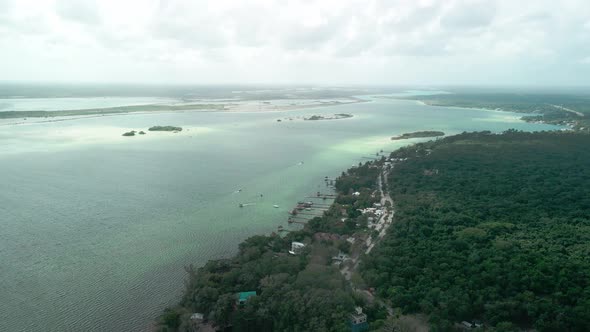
[391,131,444,140]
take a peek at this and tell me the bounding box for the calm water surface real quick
[0,96,560,331]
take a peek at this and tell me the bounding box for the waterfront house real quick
[350,307,368,332]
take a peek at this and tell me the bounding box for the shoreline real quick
[155,151,395,331]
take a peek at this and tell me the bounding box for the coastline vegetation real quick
[391,131,444,140]
[362,130,590,331]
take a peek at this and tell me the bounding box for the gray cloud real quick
[281,18,348,51]
[150,2,228,48]
[440,0,496,30]
[0,0,589,86]
[56,0,101,25]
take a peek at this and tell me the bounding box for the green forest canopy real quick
[361,130,590,331]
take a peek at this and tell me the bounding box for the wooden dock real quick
[285,187,339,227]
[296,212,322,217]
[287,218,308,225]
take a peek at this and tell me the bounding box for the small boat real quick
[273,205,279,208]
[239,203,244,208]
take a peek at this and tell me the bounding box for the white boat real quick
[273,205,279,208]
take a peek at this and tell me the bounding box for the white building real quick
[351,307,368,326]
[289,242,305,255]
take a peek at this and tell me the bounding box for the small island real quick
[391,130,444,140]
[122,130,136,137]
[304,113,353,121]
[148,126,182,132]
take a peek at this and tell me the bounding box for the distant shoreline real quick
[398,94,585,131]
[0,98,367,126]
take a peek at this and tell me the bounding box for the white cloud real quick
[0,0,589,85]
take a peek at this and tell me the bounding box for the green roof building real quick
[236,291,257,305]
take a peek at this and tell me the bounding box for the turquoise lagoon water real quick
[0,96,560,331]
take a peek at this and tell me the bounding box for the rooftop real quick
[237,291,257,303]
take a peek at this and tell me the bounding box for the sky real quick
[0,0,589,86]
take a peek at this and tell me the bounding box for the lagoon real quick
[0,95,559,331]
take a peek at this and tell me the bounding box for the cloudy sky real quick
[1,0,589,86]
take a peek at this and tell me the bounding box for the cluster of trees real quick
[306,163,381,235]
[335,162,381,194]
[361,131,590,331]
[158,231,359,331]
[149,126,183,132]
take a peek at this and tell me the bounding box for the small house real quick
[332,252,350,261]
